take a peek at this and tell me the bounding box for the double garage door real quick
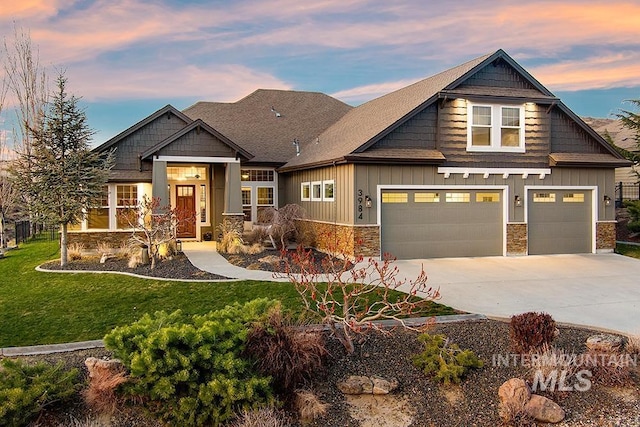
[380,188,593,259]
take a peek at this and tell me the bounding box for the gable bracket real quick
[546,102,557,114]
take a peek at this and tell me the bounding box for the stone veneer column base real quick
[506,223,527,256]
[301,220,380,259]
[596,221,616,251]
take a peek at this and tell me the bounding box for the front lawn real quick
[0,237,454,347]
[616,242,640,259]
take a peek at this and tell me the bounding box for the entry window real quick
[468,103,525,152]
[242,188,252,222]
[257,187,274,220]
[533,192,556,203]
[116,185,138,229]
[446,192,470,203]
[414,193,440,203]
[311,181,322,201]
[87,186,109,229]
[382,193,408,203]
[301,182,310,201]
[476,192,500,202]
[323,180,335,202]
[200,185,206,222]
[563,193,585,203]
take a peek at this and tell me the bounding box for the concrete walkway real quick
[181,242,640,335]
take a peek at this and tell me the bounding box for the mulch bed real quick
[15,320,640,426]
[219,247,354,273]
[39,253,229,280]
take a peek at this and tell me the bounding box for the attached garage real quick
[380,188,504,259]
[527,189,593,255]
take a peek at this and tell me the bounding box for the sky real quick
[0,0,639,148]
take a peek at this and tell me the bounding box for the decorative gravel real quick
[39,253,230,280]
[219,247,354,273]
[14,320,640,426]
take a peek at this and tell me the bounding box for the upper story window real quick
[467,103,525,153]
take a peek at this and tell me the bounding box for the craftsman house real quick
[70,49,629,259]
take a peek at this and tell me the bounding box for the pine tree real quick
[14,73,113,266]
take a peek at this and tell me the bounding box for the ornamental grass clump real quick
[104,298,278,426]
[412,333,483,385]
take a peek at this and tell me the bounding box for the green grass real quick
[0,237,455,347]
[616,243,640,259]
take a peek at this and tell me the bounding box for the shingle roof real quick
[549,152,631,168]
[183,89,352,165]
[279,51,496,171]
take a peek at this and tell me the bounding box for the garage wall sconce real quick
[514,195,522,207]
[365,195,372,208]
[604,195,611,206]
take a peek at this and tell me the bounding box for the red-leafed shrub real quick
[510,311,556,353]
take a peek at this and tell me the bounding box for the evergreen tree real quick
[13,73,113,266]
[616,99,640,179]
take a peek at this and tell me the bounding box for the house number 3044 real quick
[357,189,364,220]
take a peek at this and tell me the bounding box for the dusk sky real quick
[1,0,639,147]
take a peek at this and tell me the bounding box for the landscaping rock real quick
[84,357,125,378]
[338,375,399,395]
[586,334,623,353]
[524,394,565,423]
[498,378,531,406]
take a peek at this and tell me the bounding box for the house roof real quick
[183,89,353,165]
[549,152,631,168]
[279,51,501,171]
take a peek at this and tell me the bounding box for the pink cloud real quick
[331,78,421,103]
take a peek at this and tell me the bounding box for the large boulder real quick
[524,394,565,423]
[498,378,531,406]
[586,334,623,353]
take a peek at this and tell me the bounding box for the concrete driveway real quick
[392,253,640,335]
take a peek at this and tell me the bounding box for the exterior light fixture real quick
[604,195,611,206]
[514,195,522,207]
[365,195,372,208]
[176,239,182,253]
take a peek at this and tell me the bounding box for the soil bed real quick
[220,247,354,273]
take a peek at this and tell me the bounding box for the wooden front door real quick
[176,185,196,238]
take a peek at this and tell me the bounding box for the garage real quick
[527,190,593,255]
[380,189,504,259]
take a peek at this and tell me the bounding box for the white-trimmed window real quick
[87,186,110,229]
[116,184,139,229]
[467,103,525,152]
[322,180,335,202]
[311,181,322,201]
[301,182,310,201]
[256,186,274,221]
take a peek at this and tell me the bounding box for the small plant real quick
[412,333,483,385]
[244,306,327,396]
[104,299,278,426]
[68,242,85,260]
[83,359,128,416]
[294,389,328,424]
[0,358,79,426]
[526,344,579,396]
[218,221,246,254]
[583,348,633,386]
[626,333,640,355]
[624,200,640,233]
[260,204,307,248]
[246,243,265,255]
[510,312,556,354]
[231,407,288,427]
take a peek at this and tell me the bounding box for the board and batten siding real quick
[110,113,190,171]
[437,99,550,168]
[354,165,615,225]
[280,164,354,224]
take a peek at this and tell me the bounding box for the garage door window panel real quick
[446,192,470,203]
[563,193,584,202]
[476,192,500,202]
[415,192,440,203]
[382,193,408,203]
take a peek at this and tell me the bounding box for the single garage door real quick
[527,190,592,255]
[380,189,503,259]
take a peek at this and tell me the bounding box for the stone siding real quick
[507,223,528,255]
[68,232,133,249]
[301,220,380,259]
[596,221,616,251]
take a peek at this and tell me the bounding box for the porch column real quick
[152,160,169,208]
[223,161,242,214]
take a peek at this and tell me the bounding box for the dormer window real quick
[467,103,525,153]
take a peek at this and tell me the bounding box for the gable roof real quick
[183,89,352,165]
[280,49,563,171]
[94,105,193,153]
[140,119,253,160]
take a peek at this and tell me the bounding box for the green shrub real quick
[624,201,640,233]
[104,298,278,426]
[411,333,483,385]
[0,358,79,427]
[510,311,556,353]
